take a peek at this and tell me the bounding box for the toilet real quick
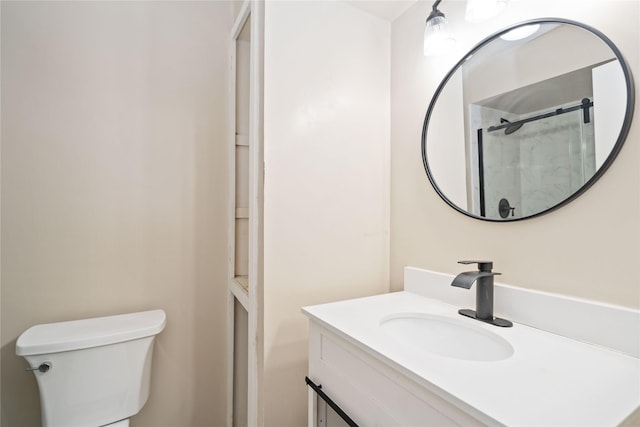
[16,309,166,427]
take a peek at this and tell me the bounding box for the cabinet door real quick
[308,323,483,427]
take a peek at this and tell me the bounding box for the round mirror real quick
[422,18,635,221]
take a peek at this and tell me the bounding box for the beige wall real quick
[0,3,3,422]
[1,2,231,426]
[263,2,390,426]
[391,0,640,308]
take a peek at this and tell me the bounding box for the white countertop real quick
[303,291,640,426]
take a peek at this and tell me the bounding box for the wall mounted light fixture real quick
[465,0,509,23]
[424,0,455,56]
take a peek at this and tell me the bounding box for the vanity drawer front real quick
[308,323,482,426]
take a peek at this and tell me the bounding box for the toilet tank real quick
[16,310,166,427]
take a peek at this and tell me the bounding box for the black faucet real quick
[451,261,512,327]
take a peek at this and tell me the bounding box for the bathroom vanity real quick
[303,267,640,426]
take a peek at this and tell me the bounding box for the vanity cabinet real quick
[305,269,640,427]
[307,322,482,427]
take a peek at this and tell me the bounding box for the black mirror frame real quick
[421,18,635,222]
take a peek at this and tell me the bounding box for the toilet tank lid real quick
[16,309,166,356]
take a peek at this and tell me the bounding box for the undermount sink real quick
[380,313,514,362]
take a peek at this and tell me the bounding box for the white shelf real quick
[236,134,250,147]
[230,276,249,310]
[235,207,249,219]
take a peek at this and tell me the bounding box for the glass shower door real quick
[478,101,595,219]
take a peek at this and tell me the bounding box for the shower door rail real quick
[487,97,593,133]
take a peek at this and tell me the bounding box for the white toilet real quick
[16,309,166,427]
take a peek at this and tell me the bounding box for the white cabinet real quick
[307,322,483,427]
[304,278,640,426]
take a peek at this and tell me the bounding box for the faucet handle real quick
[458,260,494,272]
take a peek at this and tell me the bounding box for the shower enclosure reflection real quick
[471,94,597,220]
[465,57,623,220]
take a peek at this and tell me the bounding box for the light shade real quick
[465,0,509,23]
[424,12,455,56]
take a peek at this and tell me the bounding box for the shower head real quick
[500,118,524,135]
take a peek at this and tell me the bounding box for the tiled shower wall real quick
[480,101,595,219]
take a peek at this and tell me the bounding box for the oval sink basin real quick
[380,313,514,362]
